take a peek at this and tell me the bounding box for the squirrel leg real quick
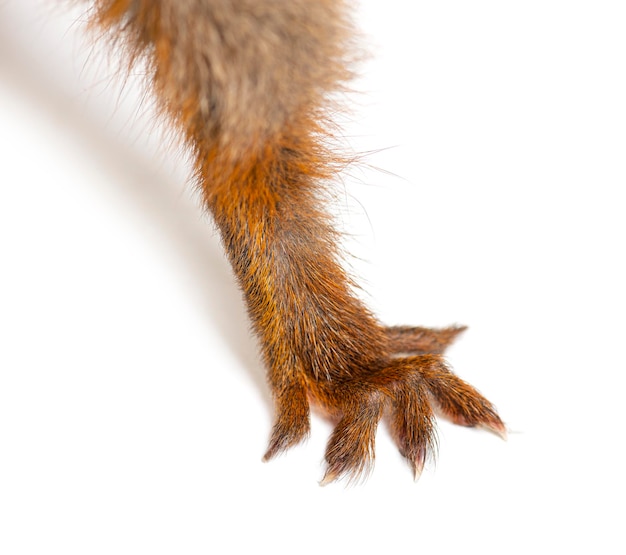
[86,0,504,484]
[200,137,389,469]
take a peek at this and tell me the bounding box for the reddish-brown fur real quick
[84,0,504,484]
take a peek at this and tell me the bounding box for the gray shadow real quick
[0,8,271,408]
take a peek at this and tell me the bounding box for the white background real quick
[1,1,624,553]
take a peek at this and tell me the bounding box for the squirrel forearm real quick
[89,0,381,376]
[203,140,387,382]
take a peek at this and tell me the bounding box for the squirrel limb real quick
[85,0,505,484]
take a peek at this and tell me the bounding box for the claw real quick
[263,417,310,462]
[482,419,508,441]
[410,454,426,482]
[319,470,338,487]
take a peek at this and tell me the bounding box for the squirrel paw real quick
[263,325,504,484]
[320,353,505,484]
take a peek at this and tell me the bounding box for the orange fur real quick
[84,0,504,484]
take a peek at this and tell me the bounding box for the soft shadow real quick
[0,8,271,407]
